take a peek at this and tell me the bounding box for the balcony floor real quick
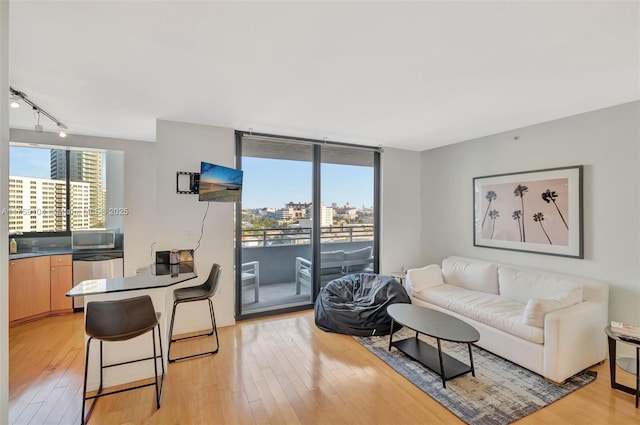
[241,281,312,312]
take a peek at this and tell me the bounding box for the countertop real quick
[9,249,124,261]
[67,262,197,297]
[9,250,74,260]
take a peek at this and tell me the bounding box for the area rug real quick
[354,328,596,425]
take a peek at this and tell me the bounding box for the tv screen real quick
[198,162,243,202]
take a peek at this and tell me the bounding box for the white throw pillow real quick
[442,258,499,294]
[407,265,444,294]
[498,267,583,305]
[523,295,580,327]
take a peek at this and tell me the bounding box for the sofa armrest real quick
[406,265,444,295]
[543,300,608,382]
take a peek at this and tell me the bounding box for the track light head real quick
[58,126,67,138]
[34,124,43,133]
[9,95,20,108]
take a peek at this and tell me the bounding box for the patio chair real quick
[241,261,260,302]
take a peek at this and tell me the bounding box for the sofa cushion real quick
[498,267,583,305]
[442,258,499,294]
[522,295,579,328]
[417,284,544,344]
[407,265,444,294]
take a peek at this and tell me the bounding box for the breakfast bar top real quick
[67,262,197,297]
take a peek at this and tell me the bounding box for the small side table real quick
[605,326,640,408]
[389,272,406,287]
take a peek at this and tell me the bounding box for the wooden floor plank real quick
[8,310,640,425]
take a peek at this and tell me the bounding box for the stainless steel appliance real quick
[72,251,124,309]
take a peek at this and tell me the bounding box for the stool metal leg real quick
[168,298,219,362]
[156,323,165,407]
[152,328,160,408]
[81,329,165,424]
[209,298,219,352]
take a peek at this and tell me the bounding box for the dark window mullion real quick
[65,150,71,231]
[234,131,243,319]
[373,151,381,273]
[312,145,321,301]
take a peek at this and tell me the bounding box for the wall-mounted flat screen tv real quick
[198,162,244,202]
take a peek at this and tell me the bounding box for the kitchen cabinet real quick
[9,254,74,324]
[9,256,51,322]
[50,255,73,312]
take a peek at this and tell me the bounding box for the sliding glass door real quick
[236,132,379,319]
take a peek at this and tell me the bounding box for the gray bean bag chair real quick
[314,273,411,336]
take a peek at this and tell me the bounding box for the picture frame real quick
[473,165,583,258]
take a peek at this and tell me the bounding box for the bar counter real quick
[67,263,198,391]
[67,262,197,297]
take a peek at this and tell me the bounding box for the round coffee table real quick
[387,303,480,388]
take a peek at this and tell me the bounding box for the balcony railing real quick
[242,225,373,247]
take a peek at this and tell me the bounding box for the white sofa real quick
[406,256,609,383]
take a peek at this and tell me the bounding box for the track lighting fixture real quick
[34,110,43,133]
[9,94,20,108]
[10,86,69,138]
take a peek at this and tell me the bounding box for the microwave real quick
[72,229,116,250]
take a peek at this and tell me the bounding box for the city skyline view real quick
[10,147,374,210]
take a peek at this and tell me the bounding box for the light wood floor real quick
[9,310,640,424]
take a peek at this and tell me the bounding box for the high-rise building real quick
[51,150,104,227]
[8,176,91,232]
[298,203,334,227]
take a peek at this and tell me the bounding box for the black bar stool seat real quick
[82,295,165,424]
[168,263,221,362]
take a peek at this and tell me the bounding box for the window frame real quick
[8,147,106,237]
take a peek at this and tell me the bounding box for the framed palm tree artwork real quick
[473,165,583,258]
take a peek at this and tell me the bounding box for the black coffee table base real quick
[389,328,475,388]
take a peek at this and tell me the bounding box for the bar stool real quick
[82,295,165,424]
[168,263,221,362]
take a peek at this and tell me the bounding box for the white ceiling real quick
[8,1,640,151]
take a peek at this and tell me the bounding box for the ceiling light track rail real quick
[9,86,68,137]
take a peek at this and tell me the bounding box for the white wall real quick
[420,101,640,326]
[155,120,236,331]
[380,147,423,273]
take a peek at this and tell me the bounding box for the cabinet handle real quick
[51,267,55,271]
[58,258,62,262]
[10,262,14,266]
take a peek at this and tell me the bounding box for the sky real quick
[242,157,373,209]
[9,146,52,178]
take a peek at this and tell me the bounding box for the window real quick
[9,146,107,233]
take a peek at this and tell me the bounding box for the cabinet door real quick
[51,265,73,312]
[9,256,51,321]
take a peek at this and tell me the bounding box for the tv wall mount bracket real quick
[176,171,200,194]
